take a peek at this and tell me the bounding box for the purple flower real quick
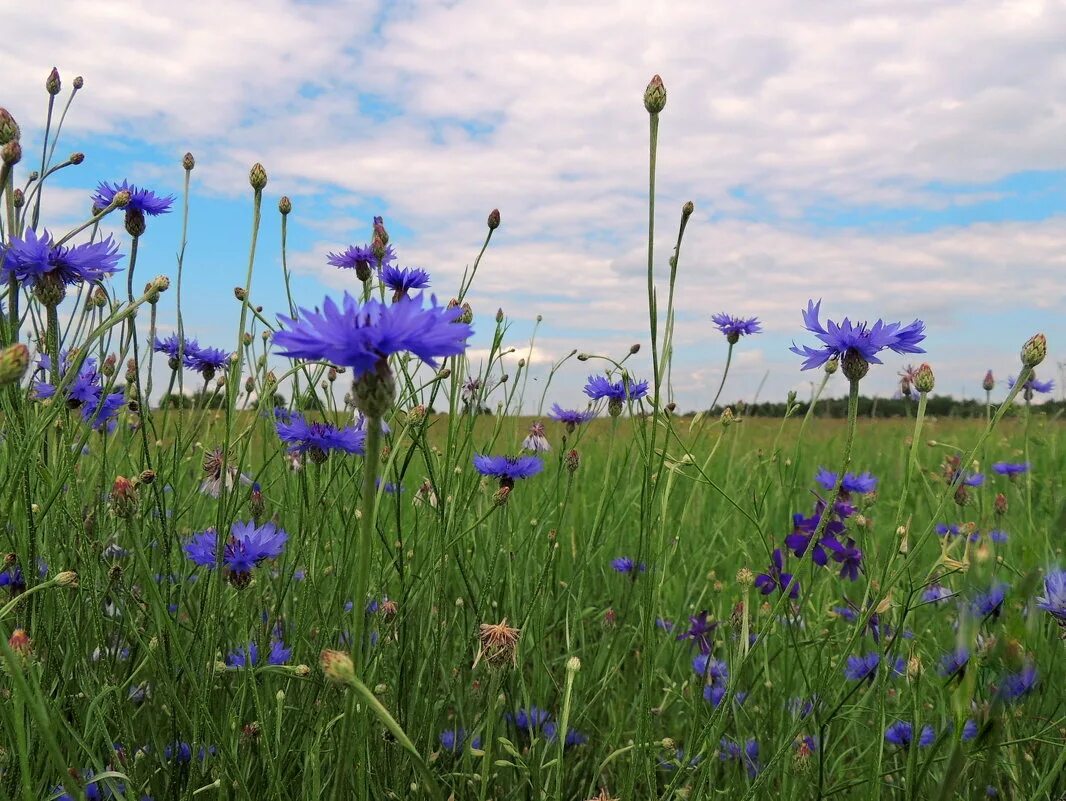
[226,639,291,668]
[549,403,596,429]
[327,244,375,271]
[823,537,863,581]
[938,648,970,678]
[543,722,588,747]
[693,653,729,685]
[755,549,799,599]
[81,390,125,432]
[583,375,649,402]
[885,721,935,749]
[923,584,954,604]
[844,652,880,681]
[185,344,231,378]
[1007,375,1054,394]
[92,180,175,215]
[276,410,365,459]
[2,228,122,287]
[439,728,480,752]
[521,421,551,452]
[815,467,878,495]
[962,719,979,741]
[274,293,473,377]
[936,523,961,538]
[185,521,287,584]
[505,707,551,737]
[719,737,761,778]
[1035,569,1066,624]
[992,462,1029,477]
[382,265,430,299]
[970,583,1008,620]
[790,299,926,372]
[153,334,192,363]
[676,611,717,653]
[0,565,26,594]
[711,312,762,341]
[473,454,543,487]
[988,529,1008,544]
[998,664,1037,702]
[611,556,646,575]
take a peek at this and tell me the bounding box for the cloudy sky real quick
[3,0,1064,411]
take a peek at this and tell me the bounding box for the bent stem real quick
[708,341,734,412]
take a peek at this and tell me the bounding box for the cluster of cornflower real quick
[33,353,125,432]
[153,334,232,380]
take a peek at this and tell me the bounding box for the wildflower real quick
[1020,332,1046,368]
[992,462,1029,477]
[884,721,935,748]
[53,770,125,801]
[659,747,702,772]
[610,556,646,575]
[936,523,962,538]
[694,653,729,685]
[472,454,543,489]
[922,584,954,604]
[226,639,292,668]
[789,299,926,380]
[815,467,877,495]
[320,649,356,685]
[970,583,1008,620]
[184,520,287,588]
[522,421,551,452]
[544,722,588,747]
[1035,569,1066,624]
[989,529,1008,544]
[439,728,480,752]
[998,664,1037,702]
[185,344,231,380]
[273,293,472,378]
[711,312,762,344]
[844,652,881,681]
[200,447,250,497]
[676,611,717,653]
[824,537,863,581]
[2,228,123,290]
[583,374,649,403]
[937,648,970,679]
[983,370,995,391]
[549,403,596,431]
[475,618,521,668]
[276,410,365,462]
[719,737,761,778]
[754,549,799,599]
[92,180,175,216]
[962,719,979,741]
[505,706,551,737]
[327,243,375,274]
[381,265,430,300]
[0,564,26,595]
[1007,374,1054,394]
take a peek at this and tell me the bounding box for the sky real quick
[2,0,1064,412]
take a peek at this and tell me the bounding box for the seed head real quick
[565,449,580,474]
[1020,333,1046,368]
[475,618,521,668]
[644,74,667,113]
[249,162,268,191]
[320,649,356,686]
[736,567,754,586]
[841,349,869,382]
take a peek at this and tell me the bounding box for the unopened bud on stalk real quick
[983,370,995,392]
[234,286,247,301]
[0,108,20,145]
[565,449,580,474]
[1020,333,1046,368]
[824,356,839,375]
[913,363,934,394]
[994,492,1008,516]
[244,376,255,393]
[182,152,195,171]
[577,353,591,361]
[109,476,139,519]
[320,650,356,686]
[279,196,291,215]
[643,74,667,113]
[12,188,23,208]
[682,200,694,220]
[55,570,79,588]
[112,189,130,208]
[249,163,268,191]
[72,75,84,90]
[69,152,84,165]
[2,140,22,166]
[46,67,61,95]
[138,469,156,485]
[0,344,30,387]
[125,208,146,237]
[487,208,500,230]
[496,308,504,323]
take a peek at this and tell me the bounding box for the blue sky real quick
[3,0,1064,410]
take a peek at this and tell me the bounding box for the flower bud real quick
[994,492,1008,516]
[279,196,292,215]
[566,656,581,673]
[125,208,146,237]
[495,308,504,323]
[2,140,22,166]
[0,343,30,387]
[138,469,156,485]
[234,286,247,301]
[182,152,195,171]
[0,108,20,145]
[8,629,32,663]
[249,162,268,191]
[983,370,995,392]
[824,356,839,375]
[320,649,356,686]
[54,570,79,588]
[69,152,85,165]
[1020,333,1046,368]
[682,200,694,220]
[487,208,500,230]
[46,67,61,96]
[643,74,667,113]
[12,188,23,208]
[841,350,869,382]
[736,567,754,586]
[492,486,511,506]
[565,449,580,474]
[913,363,934,394]
[109,476,139,519]
[112,190,131,208]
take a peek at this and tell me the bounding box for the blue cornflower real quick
[2,228,122,287]
[438,728,480,752]
[185,344,230,378]
[505,707,551,737]
[815,467,878,495]
[705,686,748,707]
[970,583,1008,620]
[473,454,543,488]
[719,737,761,778]
[711,312,762,342]
[274,293,473,377]
[92,180,175,215]
[693,653,729,685]
[998,664,1037,702]
[54,770,125,801]
[0,565,26,594]
[936,523,962,538]
[544,722,588,747]
[676,611,717,653]
[611,556,646,575]
[327,244,374,271]
[844,652,881,681]
[549,403,596,430]
[992,462,1029,477]
[583,374,649,403]
[989,529,1008,544]
[226,639,291,668]
[824,537,863,581]
[1035,569,1066,624]
[790,299,926,375]
[276,410,365,461]
[962,719,979,741]
[755,549,799,599]
[885,721,935,749]
[153,333,192,365]
[659,748,703,772]
[81,390,125,432]
[1007,375,1054,394]
[381,265,430,299]
[938,648,970,678]
[163,741,216,763]
[184,520,287,587]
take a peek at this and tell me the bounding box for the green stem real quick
[708,341,734,412]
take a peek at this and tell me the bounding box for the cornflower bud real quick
[183,152,195,171]
[279,196,291,215]
[12,188,23,208]
[69,152,84,165]
[1020,333,1046,368]
[487,208,500,230]
[109,476,139,519]
[46,67,61,95]
[0,108,20,145]
[320,650,356,686]
[913,363,934,394]
[0,344,30,387]
[249,163,268,191]
[983,370,995,392]
[643,74,667,113]
[2,140,22,166]
[565,449,580,474]
[824,356,839,375]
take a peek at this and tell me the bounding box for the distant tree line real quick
[699,395,1066,420]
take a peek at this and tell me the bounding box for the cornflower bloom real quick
[153,333,194,370]
[584,375,649,403]
[226,639,291,668]
[815,467,877,496]
[185,343,230,380]
[884,721,935,749]
[693,653,729,686]
[92,180,174,216]
[790,299,926,381]
[611,556,646,576]
[327,244,375,272]
[922,584,954,604]
[844,652,881,681]
[184,520,287,588]
[438,728,480,752]
[1007,374,1054,394]
[676,611,717,653]
[381,265,430,300]
[2,228,122,291]
[992,462,1029,477]
[505,706,551,738]
[824,537,863,581]
[970,583,1008,620]
[711,312,762,343]
[0,565,25,595]
[719,737,761,778]
[1035,568,1066,624]
[549,403,596,431]
[754,549,799,599]
[275,410,365,463]
[544,722,588,747]
[522,421,551,452]
[938,648,970,679]
[473,454,543,489]
[998,664,1037,702]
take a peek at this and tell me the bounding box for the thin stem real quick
[708,341,734,412]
